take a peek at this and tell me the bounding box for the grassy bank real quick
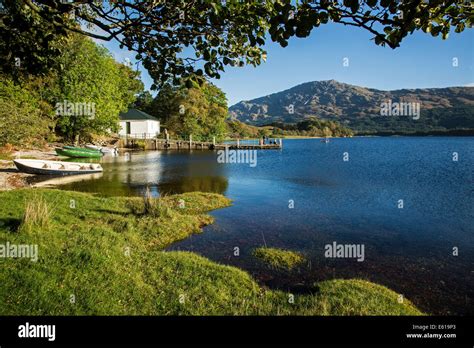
[253,247,305,270]
[0,189,422,315]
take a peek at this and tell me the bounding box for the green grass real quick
[21,193,52,232]
[253,247,305,270]
[0,189,423,315]
[0,153,12,160]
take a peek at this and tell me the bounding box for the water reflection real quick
[29,173,104,188]
[49,150,228,196]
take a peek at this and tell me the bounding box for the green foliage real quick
[0,1,469,86]
[0,0,69,77]
[131,91,154,112]
[226,119,263,138]
[154,82,229,141]
[294,118,354,137]
[53,34,143,142]
[147,84,178,124]
[0,32,143,147]
[227,118,353,139]
[0,76,52,146]
[266,118,354,137]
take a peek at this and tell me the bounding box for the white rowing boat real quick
[14,159,103,175]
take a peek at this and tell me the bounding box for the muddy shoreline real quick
[0,148,57,190]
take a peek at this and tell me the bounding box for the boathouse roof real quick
[119,108,159,122]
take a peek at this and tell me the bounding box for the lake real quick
[34,137,474,315]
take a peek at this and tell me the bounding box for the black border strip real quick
[0,316,473,345]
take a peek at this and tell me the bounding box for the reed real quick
[143,186,154,215]
[142,186,172,218]
[21,194,52,230]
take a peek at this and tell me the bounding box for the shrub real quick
[0,77,52,147]
[126,187,172,218]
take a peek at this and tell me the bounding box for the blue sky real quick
[100,22,474,106]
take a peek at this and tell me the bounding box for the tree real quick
[0,0,69,78]
[147,84,180,124]
[53,34,143,143]
[322,126,332,137]
[0,76,52,146]
[0,1,471,86]
[118,63,144,111]
[164,82,228,141]
[131,91,154,112]
[201,83,228,139]
[257,128,272,138]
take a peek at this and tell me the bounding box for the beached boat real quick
[56,146,103,158]
[85,144,118,154]
[14,159,103,175]
[63,145,103,153]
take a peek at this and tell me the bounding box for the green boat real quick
[56,146,103,158]
[63,145,102,153]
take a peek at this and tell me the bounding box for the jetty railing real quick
[120,133,159,139]
[118,135,282,150]
[224,138,282,146]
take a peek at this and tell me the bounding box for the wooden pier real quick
[118,136,282,151]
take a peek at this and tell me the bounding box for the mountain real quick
[229,80,474,134]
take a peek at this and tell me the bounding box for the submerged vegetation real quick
[253,247,306,271]
[0,189,422,315]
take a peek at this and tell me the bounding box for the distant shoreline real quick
[275,130,474,139]
[354,129,474,137]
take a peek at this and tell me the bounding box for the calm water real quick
[33,137,474,315]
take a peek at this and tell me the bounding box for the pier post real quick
[164,131,169,149]
[189,134,193,149]
[213,136,216,146]
[237,138,240,149]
